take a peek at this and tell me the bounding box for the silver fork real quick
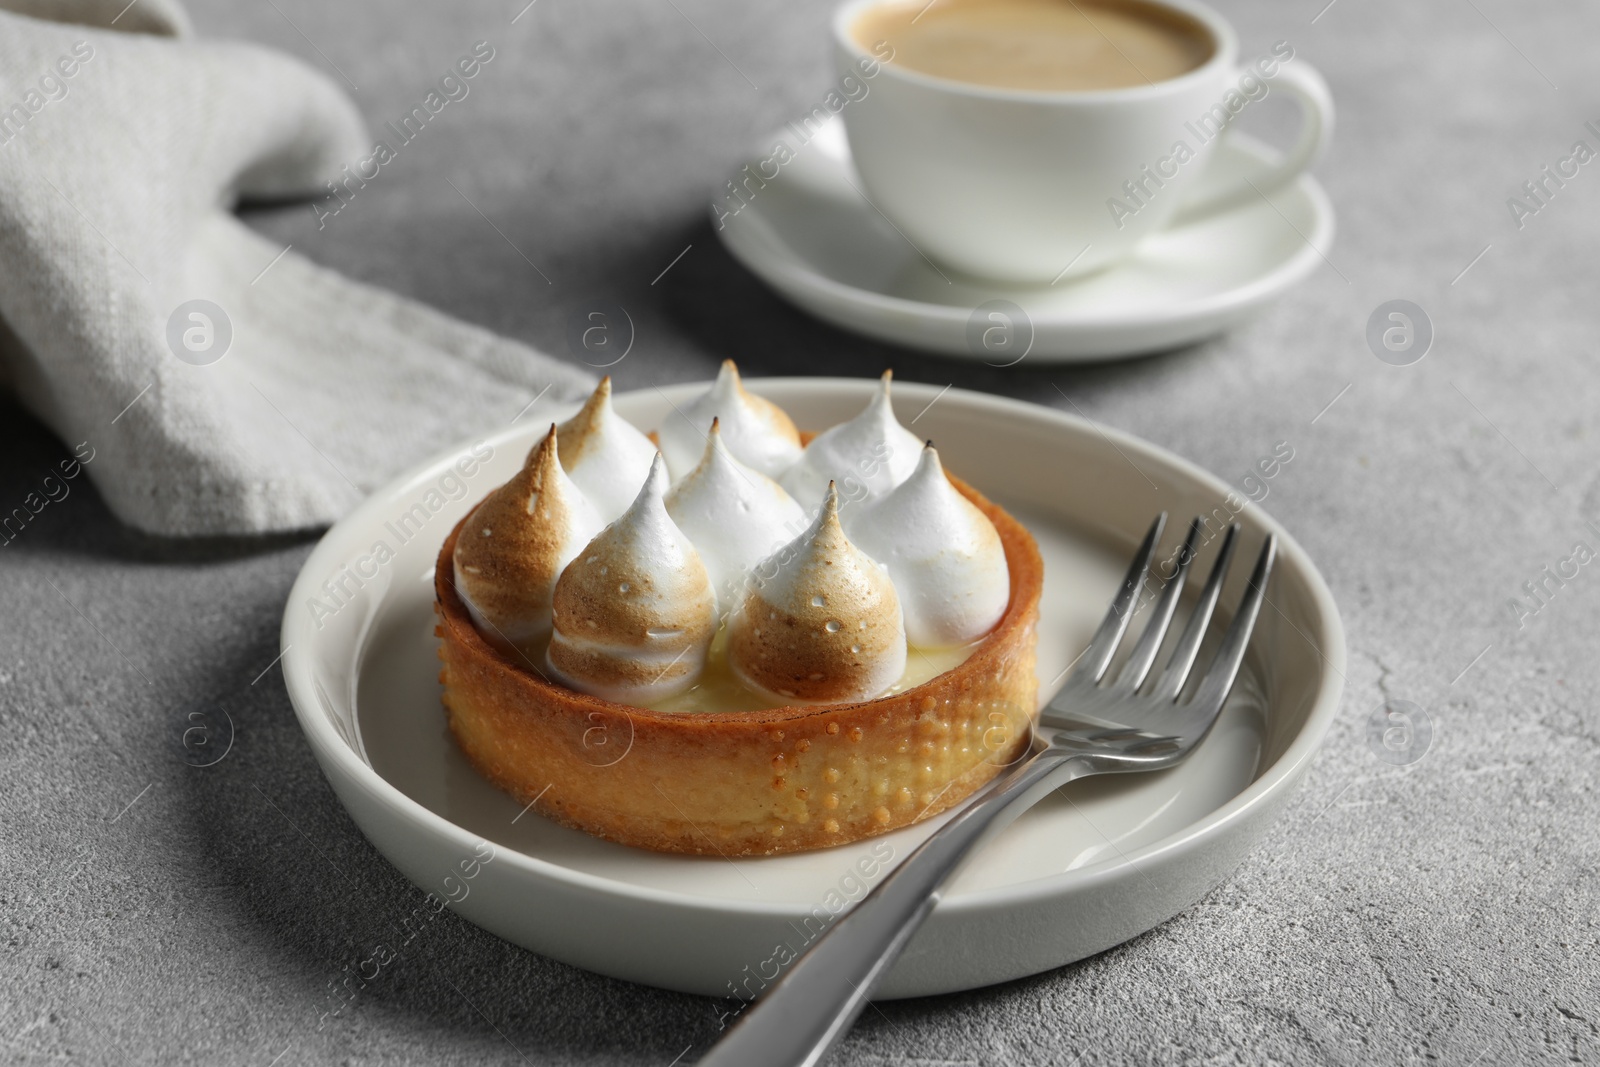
[698,513,1276,1067]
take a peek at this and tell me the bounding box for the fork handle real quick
[697,747,1094,1067]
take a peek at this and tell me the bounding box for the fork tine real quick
[1150,522,1239,701]
[1118,516,1203,692]
[1189,534,1277,710]
[1070,513,1166,686]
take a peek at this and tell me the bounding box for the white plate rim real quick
[281,380,1346,922]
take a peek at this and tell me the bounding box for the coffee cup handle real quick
[1172,61,1334,224]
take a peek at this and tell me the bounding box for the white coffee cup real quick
[832,0,1333,283]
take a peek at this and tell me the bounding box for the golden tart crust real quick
[434,470,1043,857]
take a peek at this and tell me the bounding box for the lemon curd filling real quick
[517,624,980,713]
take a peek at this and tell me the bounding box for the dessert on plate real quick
[435,363,1044,856]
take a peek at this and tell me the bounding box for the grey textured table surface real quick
[4,0,1599,1064]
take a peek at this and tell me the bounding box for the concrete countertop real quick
[2,0,1596,1063]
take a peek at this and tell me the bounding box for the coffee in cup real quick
[851,0,1214,92]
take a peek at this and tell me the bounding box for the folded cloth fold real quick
[0,0,594,536]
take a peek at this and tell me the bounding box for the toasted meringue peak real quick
[547,454,718,703]
[665,419,807,606]
[453,425,604,648]
[728,483,907,704]
[852,443,1010,647]
[658,360,803,480]
[780,371,922,509]
[554,376,658,522]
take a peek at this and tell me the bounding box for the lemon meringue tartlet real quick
[435,369,1043,857]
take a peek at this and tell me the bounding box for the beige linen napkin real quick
[0,0,592,536]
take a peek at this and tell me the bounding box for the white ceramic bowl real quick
[280,378,1344,998]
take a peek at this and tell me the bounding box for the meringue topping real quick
[555,376,658,523]
[452,425,604,648]
[664,418,806,608]
[451,372,1016,714]
[547,454,718,703]
[658,360,804,480]
[780,371,922,510]
[851,443,1011,647]
[727,483,907,704]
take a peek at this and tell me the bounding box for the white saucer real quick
[714,121,1335,362]
[280,379,1345,998]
